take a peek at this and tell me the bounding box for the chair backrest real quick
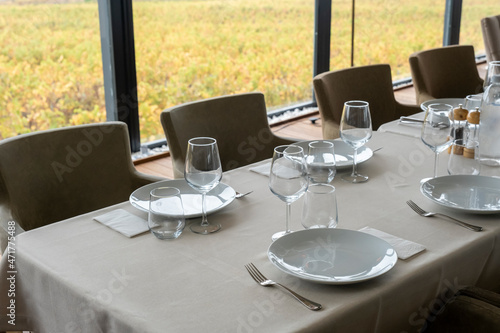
[313,64,419,139]
[481,15,500,62]
[0,122,160,230]
[409,45,484,104]
[160,92,296,178]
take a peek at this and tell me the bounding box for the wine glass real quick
[184,137,222,234]
[305,140,336,184]
[483,61,500,89]
[421,103,454,178]
[339,100,373,183]
[269,145,308,241]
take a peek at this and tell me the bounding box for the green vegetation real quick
[0,0,496,142]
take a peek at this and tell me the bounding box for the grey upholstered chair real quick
[313,64,420,139]
[160,92,297,178]
[481,15,500,62]
[409,45,484,105]
[0,122,164,252]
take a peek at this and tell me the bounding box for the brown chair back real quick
[481,15,500,62]
[0,122,163,231]
[313,64,420,139]
[160,92,297,178]
[409,45,484,104]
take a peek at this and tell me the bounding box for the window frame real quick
[99,0,464,152]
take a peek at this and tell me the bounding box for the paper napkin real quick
[249,162,271,177]
[93,209,149,237]
[359,227,426,260]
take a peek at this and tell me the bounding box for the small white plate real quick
[267,229,397,284]
[293,140,373,170]
[130,180,236,218]
[420,175,500,214]
[420,98,464,111]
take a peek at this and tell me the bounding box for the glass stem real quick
[285,203,291,234]
[351,148,358,176]
[201,192,208,226]
[433,152,439,178]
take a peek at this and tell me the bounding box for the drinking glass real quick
[305,140,336,184]
[148,187,185,240]
[448,139,481,175]
[269,145,308,241]
[421,103,454,178]
[302,183,338,229]
[464,94,483,112]
[483,61,500,89]
[339,100,373,183]
[185,137,222,234]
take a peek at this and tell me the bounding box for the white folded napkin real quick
[93,209,149,237]
[249,162,271,177]
[359,227,426,260]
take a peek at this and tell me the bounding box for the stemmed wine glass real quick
[185,137,222,234]
[339,101,373,183]
[421,103,454,179]
[269,145,308,241]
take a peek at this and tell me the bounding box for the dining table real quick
[1,129,500,333]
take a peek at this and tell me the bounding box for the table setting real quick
[2,100,500,333]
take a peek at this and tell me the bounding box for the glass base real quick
[341,173,369,183]
[272,230,292,241]
[189,223,221,235]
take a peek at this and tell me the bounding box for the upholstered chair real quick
[160,92,297,178]
[0,121,164,251]
[481,15,500,62]
[409,45,484,105]
[423,286,500,332]
[313,64,420,139]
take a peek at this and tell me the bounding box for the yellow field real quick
[0,0,496,142]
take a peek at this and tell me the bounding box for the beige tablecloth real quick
[2,131,500,332]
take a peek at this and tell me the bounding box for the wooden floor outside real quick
[134,63,486,179]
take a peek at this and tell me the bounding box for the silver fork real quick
[406,200,482,232]
[244,263,322,311]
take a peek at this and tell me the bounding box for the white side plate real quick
[130,180,236,218]
[268,229,397,284]
[293,140,373,170]
[420,175,500,214]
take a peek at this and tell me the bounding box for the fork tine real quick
[245,264,263,284]
[407,200,424,215]
[249,263,267,282]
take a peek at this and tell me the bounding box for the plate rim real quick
[129,179,236,218]
[420,175,500,214]
[267,228,397,284]
[420,98,464,111]
[293,139,373,169]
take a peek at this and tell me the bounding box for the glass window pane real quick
[133,0,315,143]
[461,0,498,57]
[333,0,446,81]
[0,1,105,140]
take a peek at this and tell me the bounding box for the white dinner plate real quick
[420,98,464,111]
[293,140,373,169]
[420,175,500,214]
[267,229,397,284]
[130,180,236,218]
